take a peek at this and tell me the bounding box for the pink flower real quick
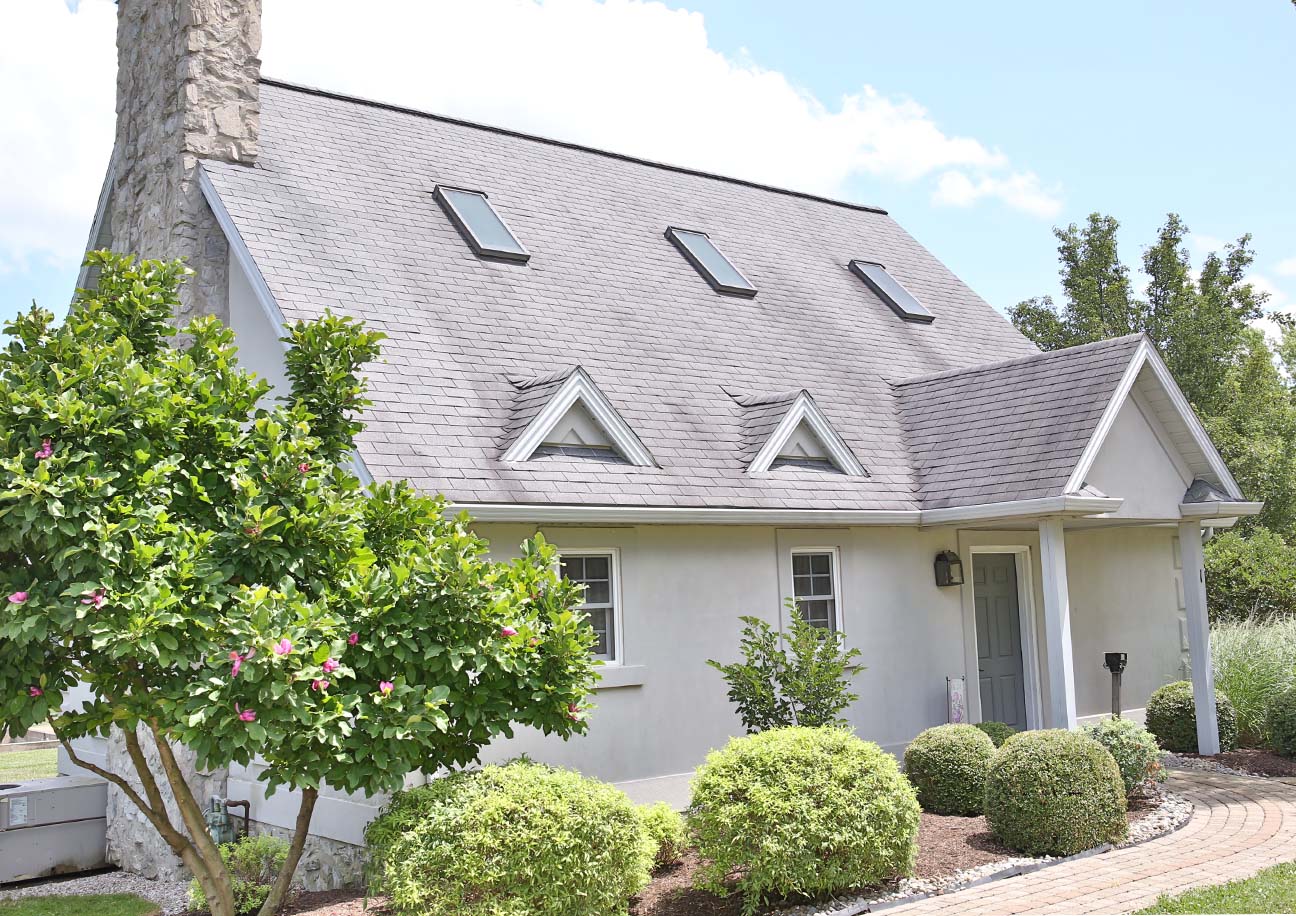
[34,439,53,460]
[229,649,249,678]
[29,686,43,698]
[273,638,293,656]
[236,704,256,722]
[500,626,518,638]
[80,589,106,609]
[311,679,329,692]
[567,703,580,721]
[8,591,28,604]
[322,658,339,674]
[379,681,394,696]
[298,462,310,474]
[347,632,359,646]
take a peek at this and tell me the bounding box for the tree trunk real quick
[256,787,318,916]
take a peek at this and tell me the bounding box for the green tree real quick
[0,253,599,916]
[707,600,862,732]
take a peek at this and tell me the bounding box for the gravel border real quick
[774,784,1192,916]
[1162,751,1266,778]
[0,869,191,915]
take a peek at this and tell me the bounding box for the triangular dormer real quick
[744,390,865,476]
[503,367,655,466]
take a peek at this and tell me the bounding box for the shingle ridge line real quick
[891,333,1145,389]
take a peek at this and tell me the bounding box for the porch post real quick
[1038,518,1078,729]
[1178,521,1221,755]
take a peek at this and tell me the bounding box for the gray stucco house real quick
[68,0,1261,886]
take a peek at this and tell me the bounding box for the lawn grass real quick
[0,748,58,783]
[1136,861,1296,913]
[0,895,159,916]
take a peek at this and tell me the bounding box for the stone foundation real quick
[249,821,367,892]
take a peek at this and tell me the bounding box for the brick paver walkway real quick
[881,770,1296,915]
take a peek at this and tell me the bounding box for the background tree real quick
[0,253,599,916]
[1010,214,1296,619]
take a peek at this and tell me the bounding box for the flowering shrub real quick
[188,835,289,915]
[1145,680,1239,753]
[638,802,688,868]
[903,724,995,816]
[1081,717,1164,795]
[0,254,599,916]
[366,762,654,916]
[689,727,919,915]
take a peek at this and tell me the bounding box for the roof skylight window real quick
[849,260,933,323]
[666,227,756,297]
[433,186,530,262]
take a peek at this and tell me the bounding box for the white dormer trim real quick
[1065,338,1243,499]
[504,368,656,467]
[748,391,865,477]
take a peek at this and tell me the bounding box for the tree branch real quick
[257,786,318,916]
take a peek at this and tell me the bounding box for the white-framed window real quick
[790,547,842,633]
[559,549,622,663]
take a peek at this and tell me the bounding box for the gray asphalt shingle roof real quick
[202,79,1120,512]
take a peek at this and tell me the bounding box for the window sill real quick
[592,665,647,690]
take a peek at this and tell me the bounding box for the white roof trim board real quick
[1065,339,1243,500]
[503,367,656,467]
[747,391,865,477]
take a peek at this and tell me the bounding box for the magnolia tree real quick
[0,253,599,916]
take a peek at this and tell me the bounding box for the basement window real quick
[433,186,530,262]
[849,260,933,323]
[666,227,757,297]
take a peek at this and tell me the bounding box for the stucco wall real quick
[1086,397,1191,520]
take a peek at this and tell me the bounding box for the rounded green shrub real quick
[974,721,1018,748]
[1268,689,1296,757]
[188,834,289,915]
[365,761,654,916]
[638,802,688,868]
[984,729,1127,856]
[1145,680,1239,753]
[689,727,919,914]
[1081,717,1165,795]
[903,724,996,815]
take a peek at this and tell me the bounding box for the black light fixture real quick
[934,550,964,587]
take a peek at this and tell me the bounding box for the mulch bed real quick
[271,803,1155,916]
[1183,748,1296,777]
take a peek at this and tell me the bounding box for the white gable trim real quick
[748,391,865,477]
[503,368,656,467]
[1065,339,1242,499]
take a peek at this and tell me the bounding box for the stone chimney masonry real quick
[105,0,262,323]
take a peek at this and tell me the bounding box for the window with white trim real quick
[560,552,618,661]
[791,549,839,632]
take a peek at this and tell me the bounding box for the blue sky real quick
[2,0,1293,327]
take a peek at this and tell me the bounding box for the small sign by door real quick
[947,676,967,724]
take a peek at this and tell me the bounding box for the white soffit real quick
[503,368,656,466]
[748,391,865,476]
[1065,339,1243,500]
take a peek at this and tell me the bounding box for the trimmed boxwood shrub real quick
[638,802,688,868]
[365,761,654,916]
[1082,717,1165,795]
[690,727,919,915]
[975,721,1017,748]
[984,729,1127,856]
[903,724,996,815]
[1268,689,1296,757]
[1145,680,1239,753]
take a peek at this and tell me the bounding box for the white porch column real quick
[1038,518,1078,729]
[1178,520,1221,755]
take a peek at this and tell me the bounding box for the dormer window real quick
[849,259,933,323]
[504,367,655,467]
[739,389,866,477]
[666,227,757,297]
[433,186,530,262]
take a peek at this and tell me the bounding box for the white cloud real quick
[1247,272,1295,346]
[1,0,1062,278]
[1277,257,1296,277]
[1188,233,1226,254]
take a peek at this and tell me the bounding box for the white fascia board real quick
[747,391,866,476]
[198,164,378,490]
[501,367,656,467]
[1180,501,1264,519]
[1066,339,1244,500]
[919,495,1125,525]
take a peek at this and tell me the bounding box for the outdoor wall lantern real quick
[934,550,965,587]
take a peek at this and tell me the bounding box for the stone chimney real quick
[106,0,262,322]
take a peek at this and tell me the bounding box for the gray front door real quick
[973,554,1027,729]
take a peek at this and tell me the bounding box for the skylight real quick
[433,186,530,262]
[849,260,933,323]
[666,227,757,297]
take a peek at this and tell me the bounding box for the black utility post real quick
[1104,652,1128,718]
